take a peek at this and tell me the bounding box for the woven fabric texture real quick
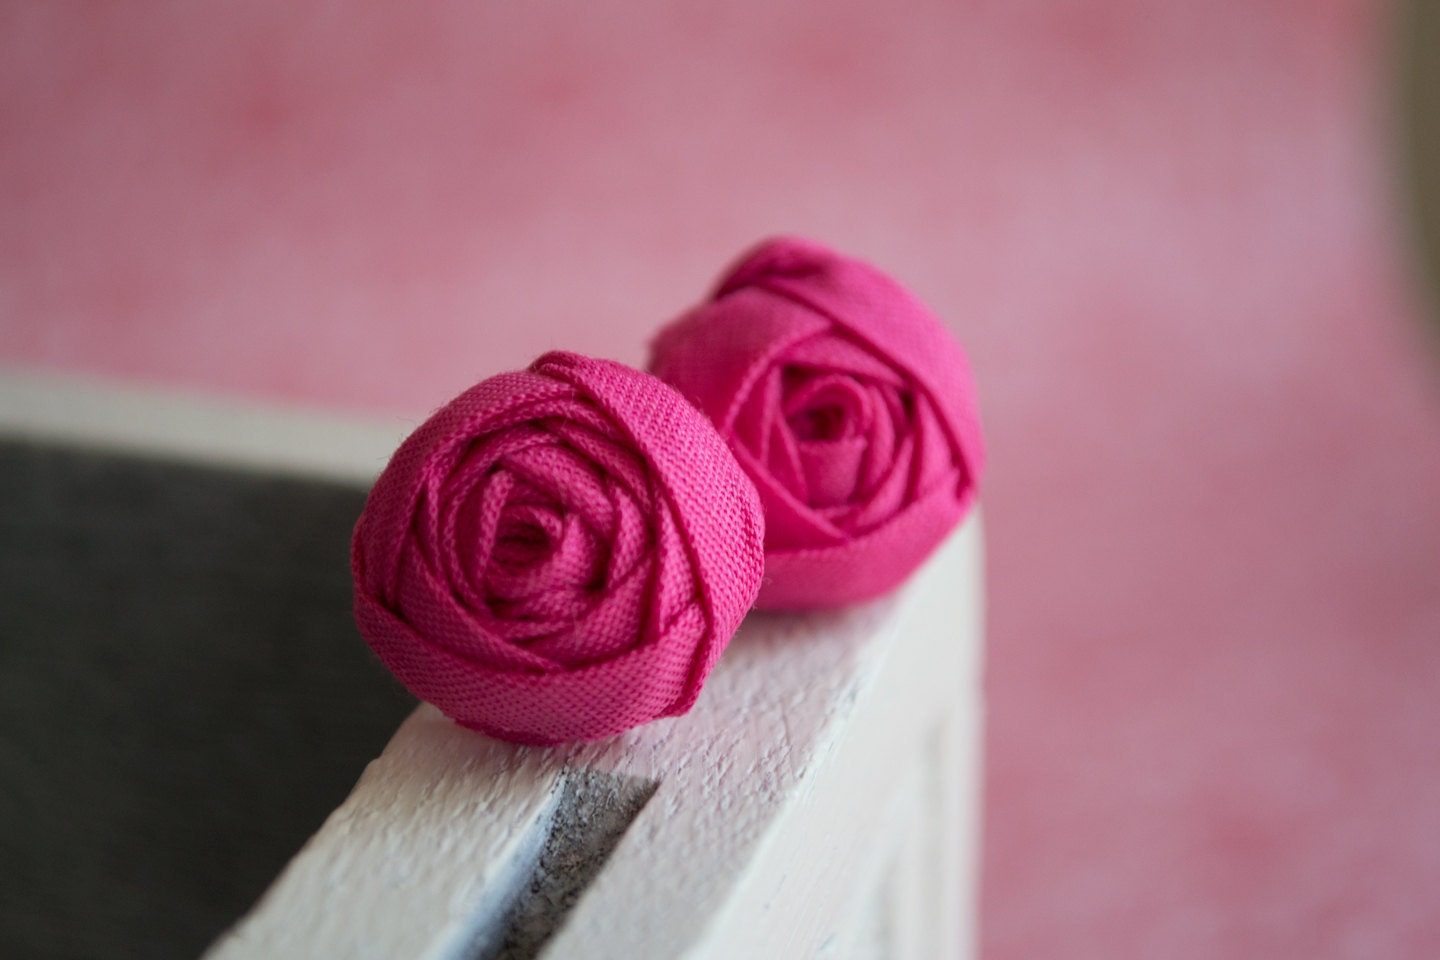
[649,237,984,609]
[352,351,765,744]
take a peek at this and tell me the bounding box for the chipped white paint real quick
[0,367,984,959]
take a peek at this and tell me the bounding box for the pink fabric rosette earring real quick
[351,352,765,745]
[648,237,984,610]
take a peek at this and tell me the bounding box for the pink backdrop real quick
[5,2,1440,956]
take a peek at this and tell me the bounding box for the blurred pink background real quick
[4,2,1440,956]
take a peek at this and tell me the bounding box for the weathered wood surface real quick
[0,366,984,959]
[205,514,983,960]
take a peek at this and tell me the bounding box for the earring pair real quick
[351,237,984,745]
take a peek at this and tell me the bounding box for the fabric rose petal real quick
[649,237,984,610]
[352,351,765,745]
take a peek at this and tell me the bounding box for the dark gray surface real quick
[0,439,415,960]
[480,769,658,960]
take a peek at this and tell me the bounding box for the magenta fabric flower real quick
[649,238,984,609]
[352,352,765,744]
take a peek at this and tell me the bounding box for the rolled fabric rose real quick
[352,351,765,744]
[649,237,984,610]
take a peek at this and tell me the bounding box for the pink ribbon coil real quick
[650,237,984,610]
[352,351,765,744]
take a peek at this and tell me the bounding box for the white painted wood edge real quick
[0,364,411,483]
[673,510,985,960]
[205,709,570,960]
[205,517,983,960]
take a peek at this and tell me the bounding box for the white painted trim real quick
[0,365,411,483]
[205,518,984,960]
